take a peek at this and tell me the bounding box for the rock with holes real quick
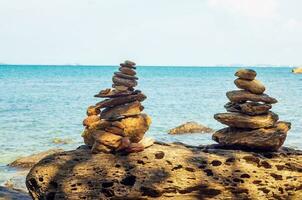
[213,69,291,151]
[168,121,213,134]
[81,60,152,153]
[26,143,302,199]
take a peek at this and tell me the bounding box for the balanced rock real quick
[213,69,290,151]
[213,121,291,151]
[225,102,272,116]
[235,69,256,80]
[82,60,152,153]
[214,112,279,129]
[234,78,265,94]
[226,90,277,104]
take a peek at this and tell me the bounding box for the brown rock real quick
[119,67,136,76]
[120,63,136,69]
[112,76,137,88]
[114,72,138,80]
[226,90,277,104]
[235,69,257,80]
[225,102,272,116]
[105,126,125,136]
[125,143,145,153]
[101,101,144,120]
[91,141,112,153]
[8,149,63,168]
[116,137,131,151]
[96,93,146,108]
[81,129,95,147]
[86,120,112,131]
[94,88,138,98]
[168,122,213,134]
[120,114,152,143]
[26,143,302,200]
[83,115,100,127]
[86,106,100,116]
[93,130,122,148]
[292,67,302,74]
[234,78,265,94]
[214,112,279,129]
[112,85,130,92]
[212,121,291,151]
[124,60,136,66]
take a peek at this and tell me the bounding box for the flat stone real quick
[101,101,143,120]
[124,60,136,66]
[120,63,136,69]
[8,149,63,168]
[114,72,138,80]
[82,115,100,127]
[96,93,146,108]
[94,88,140,98]
[119,67,136,76]
[112,76,137,88]
[225,102,272,116]
[112,84,132,92]
[26,143,302,199]
[226,90,277,104]
[168,122,213,134]
[234,78,265,94]
[214,112,279,129]
[212,121,291,151]
[105,126,125,136]
[235,69,257,80]
[86,105,100,116]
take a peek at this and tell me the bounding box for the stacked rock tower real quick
[82,60,152,153]
[213,69,291,151]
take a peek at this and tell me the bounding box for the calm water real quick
[0,65,301,187]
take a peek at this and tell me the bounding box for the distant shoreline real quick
[0,64,296,68]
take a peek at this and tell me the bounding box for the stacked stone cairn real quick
[82,60,153,153]
[213,69,291,151]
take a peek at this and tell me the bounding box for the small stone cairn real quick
[82,60,153,153]
[213,69,291,151]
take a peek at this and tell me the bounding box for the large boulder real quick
[168,122,213,134]
[214,112,279,129]
[292,67,302,74]
[26,143,302,200]
[212,121,291,151]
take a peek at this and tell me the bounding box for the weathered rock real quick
[112,76,137,88]
[120,114,152,143]
[101,101,143,120]
[0,186,31,200]
[120,60,136,69]
[93,130,122,148]
[94,88,138,98]
[168,122,213,134]
[26,143,302,200]
[235,69,257,80]
[214,112,279,129]
[292,67,302,74]
[213,121,291,151]
[96,93,146,109]
[234,78,265,94]
[82,115,100,127]
[225,102,272,116]
[119,67,136,76]
[114,72,138,80]
[226,90,277,104]
[8,149,63,168]
[86,105,100,116]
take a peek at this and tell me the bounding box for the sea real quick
[0,65,301,189]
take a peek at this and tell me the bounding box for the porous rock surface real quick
[26,143,302,199]
[168,122,213,134]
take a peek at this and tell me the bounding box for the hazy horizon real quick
[0,0,302,66]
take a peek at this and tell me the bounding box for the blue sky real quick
[0,0,301,66]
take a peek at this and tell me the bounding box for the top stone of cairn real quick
[235,69,257,80]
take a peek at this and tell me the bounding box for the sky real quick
[0,0,301,66]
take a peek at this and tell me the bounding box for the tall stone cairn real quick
[82,60,152,153]
[212,69,291,151]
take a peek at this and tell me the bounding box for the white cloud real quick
[207,0,279,19]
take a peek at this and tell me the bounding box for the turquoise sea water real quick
[0,65,301,187]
